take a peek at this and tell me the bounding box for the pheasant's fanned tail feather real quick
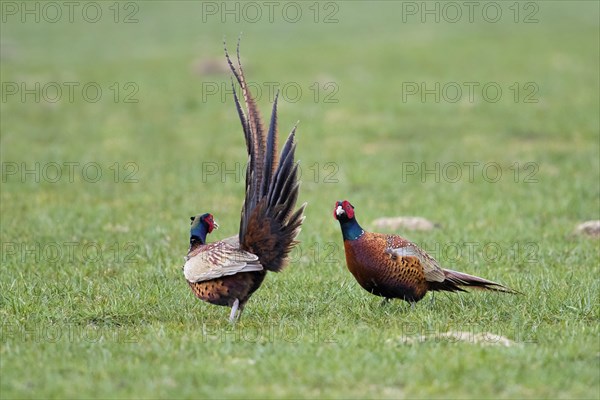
[225,39,264,244]
[234,39,266,197]
[229,78,252,164]
[229,78,256,242]
[236,40,265,143]
[225,39,304,272]
[242,127,304,272]
[260,92,279,199]
[224,38,265,151]
[266,94,280,176]
[268,129,297,208]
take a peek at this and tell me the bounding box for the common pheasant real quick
[333,200,516,305]
[183,41,305,322]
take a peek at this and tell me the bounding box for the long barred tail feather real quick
[428,268,518,294]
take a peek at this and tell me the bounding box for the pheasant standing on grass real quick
[183,41,306,322]
[333,200,516,305]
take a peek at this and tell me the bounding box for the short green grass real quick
[1,1,599,398]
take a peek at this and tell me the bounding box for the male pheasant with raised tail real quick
[333,200,516,305]
[183,41,305,322]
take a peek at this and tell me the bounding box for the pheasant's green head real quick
[334,200,355,222]
[334,200,364,241]
[189,213,218,245]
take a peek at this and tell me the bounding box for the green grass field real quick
[1,1,599,398]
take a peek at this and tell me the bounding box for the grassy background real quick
[1,1,599,398]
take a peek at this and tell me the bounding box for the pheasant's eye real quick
[341,200,355,219]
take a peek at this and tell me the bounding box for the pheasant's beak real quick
[335,205,345,216]
[213,220,220,230]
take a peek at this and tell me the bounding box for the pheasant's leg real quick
[236,303,246,322]
[430,292,436,307]
[410,302,416,311]
[229,298,240,324]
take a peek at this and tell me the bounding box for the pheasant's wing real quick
[183,240,263,283]
[385,244,446,283]
[220,235,241,247]
[386,240,517,293]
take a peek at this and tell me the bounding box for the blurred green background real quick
[1,1,598,398]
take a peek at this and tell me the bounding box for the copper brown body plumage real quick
[187,271,266,308]
[182,40,305,322]
[334,200,516,305]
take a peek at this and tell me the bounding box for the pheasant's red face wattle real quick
[334,200,355,220]
[205,214,215,233]
[342,200,354,219]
